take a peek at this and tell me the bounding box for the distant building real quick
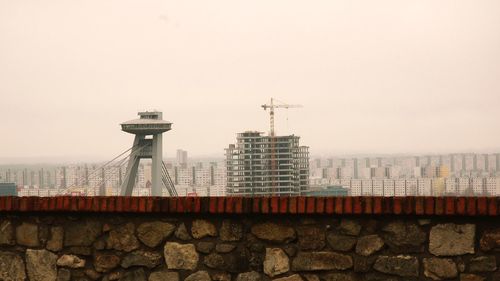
[327,176,499,196]
[225,131,309,196]
[167,161,226,196]
[0,183,17,196]
[176,149,188,168]
[304,185,349,196]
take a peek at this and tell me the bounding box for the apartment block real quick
[226,131,309,196]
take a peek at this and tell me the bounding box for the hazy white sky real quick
[1,0,499,161]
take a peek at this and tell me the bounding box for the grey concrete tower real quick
[120,111,172,196]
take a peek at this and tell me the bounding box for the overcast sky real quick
[1,0,499,162]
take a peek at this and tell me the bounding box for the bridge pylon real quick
[120,111,172,196]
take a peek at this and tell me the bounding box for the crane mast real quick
[261,98,302,136]
[261,98,302,195]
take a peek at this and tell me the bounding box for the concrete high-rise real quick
[497,153,500,172]
[225,131,309,196]
[450,154,455,172]
[353,158,359,179]
[176,149,188,168]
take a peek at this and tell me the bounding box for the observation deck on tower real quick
[121,111,172,135]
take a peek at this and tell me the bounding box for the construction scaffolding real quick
[225,131,309,196]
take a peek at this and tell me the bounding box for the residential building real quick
[226,131,309,196]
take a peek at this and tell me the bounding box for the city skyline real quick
[1,1,500,161]
[3,152,500,197]
[2,150,500,165]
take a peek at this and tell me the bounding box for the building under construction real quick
[225,131,309,196]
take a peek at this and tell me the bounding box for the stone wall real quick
[0,196,499,281]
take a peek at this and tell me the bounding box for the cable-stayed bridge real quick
[58,111,177,197]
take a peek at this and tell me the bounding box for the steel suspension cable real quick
[57,147,135,195]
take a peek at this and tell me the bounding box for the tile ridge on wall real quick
[0,196,498,216]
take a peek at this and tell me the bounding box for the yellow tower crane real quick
[261,98,302,194]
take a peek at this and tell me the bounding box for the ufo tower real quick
[120,111,172,196]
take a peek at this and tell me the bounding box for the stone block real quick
[381,221,426,253]
[57,254,86,268]
[353,255,376,272]
[373,255,419,277]
[148,270,179,281]
[191,219,217,239]
[16,222,39,247]
[326,234,357,252]
[251,222,295,243]
[235,271,261,281]
[291,251,352,271]
[120,250,162,269]
[355,235,384,256]
[94,252,121,273]
[26,249,57,281]
[479,228,500,251]
[469,256,497,272]
[185,271,211,281]
[429,224,475,256]
[263,248,289,277]
[297,226,326,250]
[0,220,14,245]
[106,222,139,252]
[204,253,226,270]
[423,258,458,280]
[136,221,175,248]
[339,219,362,236]
[216,243,236,253]
[64,220,101,247]
[46,226,64,252]
[174,223,191,241]
[0,251,26,281]
[164,242,198,270]
[197,241,215,253]
[220,219,243,241]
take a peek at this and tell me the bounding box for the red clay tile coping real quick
[0,196,498,216]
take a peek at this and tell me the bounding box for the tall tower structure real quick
[38,169,44,188]
[176,149,188,168]
[450,154,455,172]
[483,154,489,172]
[496,153,500,172]
[473,154,478,171]
[462,154,467,172]
[353,158,359,179]
[120,111,172,196]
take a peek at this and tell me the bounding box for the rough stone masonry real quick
[0,199,499,281]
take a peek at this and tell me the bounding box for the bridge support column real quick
[151,134,163,196]
[121,135,143,196]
